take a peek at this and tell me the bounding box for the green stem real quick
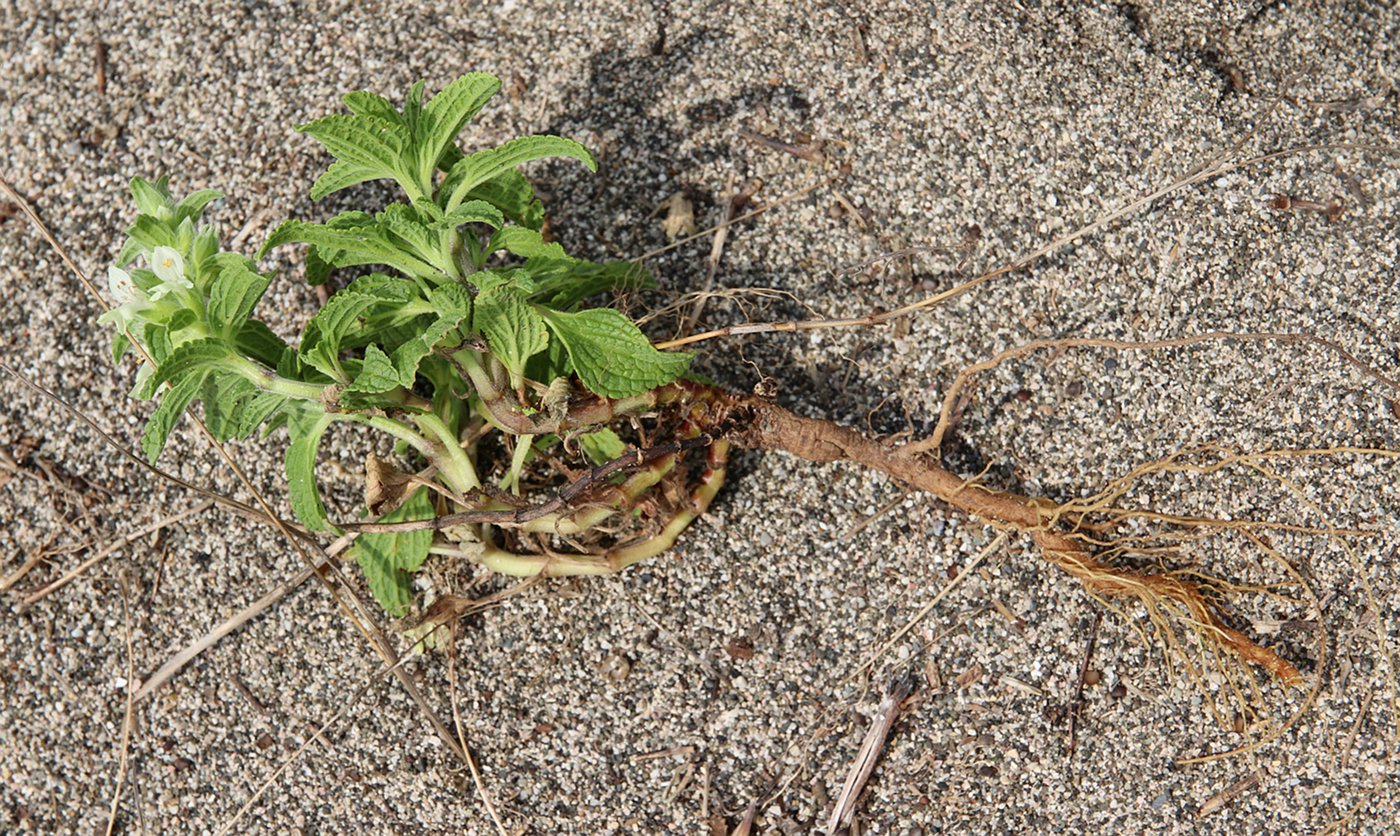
[451,348,689,437]
[358,415,435,457]
[231,357,325,401]
[500,433,533,495]
[413,412,480,493]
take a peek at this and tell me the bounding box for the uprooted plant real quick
[102,71,1365,707]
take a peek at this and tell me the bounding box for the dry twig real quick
[826,672,915,834]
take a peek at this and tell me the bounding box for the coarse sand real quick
[2,1,1398,833]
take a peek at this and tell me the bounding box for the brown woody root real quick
[700,385,1304,687]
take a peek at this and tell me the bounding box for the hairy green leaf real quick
[445,136,595,210]
[462,170,545,229]
[486,226,567,260]
[433,199,504,231]
[165,308,197,333]
[261,216,440,279]
[140,371,206,462]
[350,487,435,615]
[143,323,172,367]
[403,79,426,135]
[344,273,419,303]
[346,343,401,395]
[342,90,402,122]
[236,390,290,439]
[150,338,234,390]
[475,288,547,380]
[378,203,449,272]
[418,72,500,184]
[387,283,471,385]
[174,188,224,223]
[309,159,382,201]
[299,291,385,381]
[125,214,176,252]
[298,113,412,192]
[539,308,690,398]
[579,428,627,466]
[201,375,259,441]
[208,254,270,338]
[285,409,335,531]
[110,330,131,364]
[234,320,290,369]
[427,281,472,318]
[529,259,654,310]
[130,177,172,217]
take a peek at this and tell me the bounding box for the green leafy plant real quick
[105,72,718,614]
[99,72,1313,699]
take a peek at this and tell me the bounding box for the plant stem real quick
[231,357,325,401]
[413,412,480,493]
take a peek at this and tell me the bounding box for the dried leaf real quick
[661,191,697,240]
[365,453,413,516]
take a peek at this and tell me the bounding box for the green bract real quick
[102,73,697,614]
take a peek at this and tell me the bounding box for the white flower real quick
[107,265,142,304]
[97,266,152,330]
[148,246,192,299]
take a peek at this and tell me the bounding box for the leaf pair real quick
[298,72,595,215]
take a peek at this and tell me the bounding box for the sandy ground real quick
[2,0,1398,833]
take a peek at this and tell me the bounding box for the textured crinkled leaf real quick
[285,409,335,531]
[140,371,206,463]
[299,291,384,380]
[579,428,627,466]
[165,308,197,333]
[486,226,567,260]
[143,323,172,366]
[208,254,270,337]
[260,217,439,278]
[110,330,131,364]
[150,338,233,390]
[310,158,381,201]
[524,332,573,383]
[378,203,445,269]
[201,375,258,441]
[403,79,426,134]
[529,259,655,310]
[475,288,547,379]
[126,214,176,252]
[116,236,145,268]
[463,170,545,229]
[235,390,289,439]
[301,249,334,290]
[388,286,470,385]
[174,189,224,223]
[350,487,435,615]
[234,320,290,368]
[297,113,410,183]
[419,72,500,178]
[346,343,401,395]
[411,197,445,222]
[342,90,401,122]
[428,282,471,318]
[464,268,535,295]
[130,177,172,217]
[433,199,504,231]
[540,308,690,398]
[445,136,595,209]
[344,273,418,303]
